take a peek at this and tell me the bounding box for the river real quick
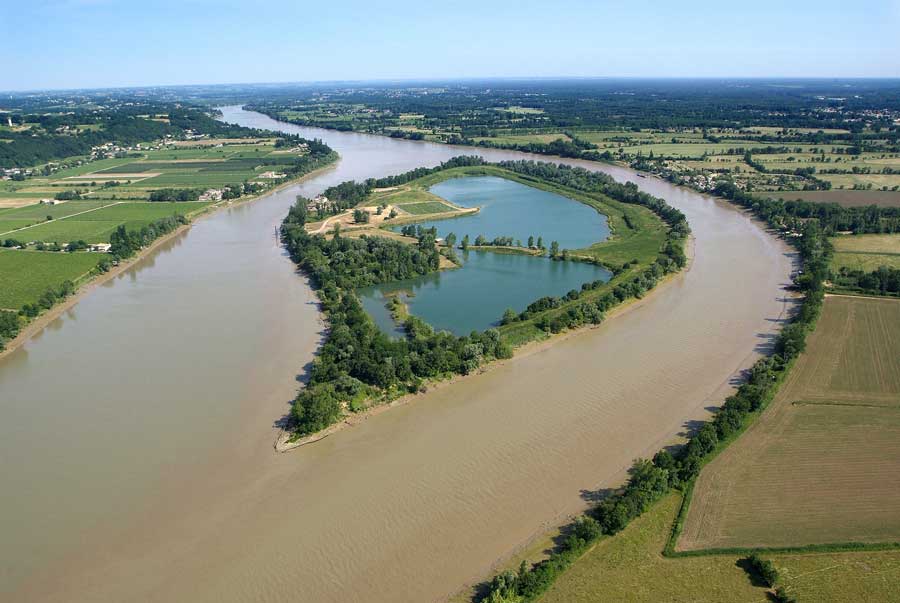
[0,106,794,602]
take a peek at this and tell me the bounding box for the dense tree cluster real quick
[148,188,201,202]
[0,310,20,350]
[19,280,76,319]
[466,135,595,159]
[109,215,188,259]
[833,265,900,295]
[54,190,84,201]
[281,200,512,435]
[747,553,780,588]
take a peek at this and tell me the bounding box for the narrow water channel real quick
[0,106,793,602]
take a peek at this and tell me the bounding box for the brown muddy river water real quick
[0,107,794,602]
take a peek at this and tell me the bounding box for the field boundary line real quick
[835,250,900,257]
[824,290,900,300]
[663,539,900,558]
[791,399,900,409]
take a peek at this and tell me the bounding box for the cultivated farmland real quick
[679,295,900,551]
[0,139,309,204]
[0,249,104,309]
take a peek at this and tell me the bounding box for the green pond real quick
[360,177,612,336]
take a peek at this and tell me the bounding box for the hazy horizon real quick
[3,0,898,92]
[5,75,900,96]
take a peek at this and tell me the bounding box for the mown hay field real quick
[537,494,900,603]
[679,295,900,551]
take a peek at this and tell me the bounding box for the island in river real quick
[278,158,689,443]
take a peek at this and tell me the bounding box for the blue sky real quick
[3,0,899,91]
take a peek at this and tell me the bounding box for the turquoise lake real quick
[396,176,610,248]
[361,176,612,336]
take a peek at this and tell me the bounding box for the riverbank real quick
[0,158,338,361]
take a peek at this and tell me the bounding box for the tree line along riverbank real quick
[279,156,689,440]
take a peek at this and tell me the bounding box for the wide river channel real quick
[0,106,794,602]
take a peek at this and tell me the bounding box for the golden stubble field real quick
[679,295,900,550]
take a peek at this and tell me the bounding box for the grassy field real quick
[0,201,209,243]
[369,187,452,207]
[537,493,900,603]
[831,233,900,272]
[397,201,456,215]
[0,249,105,309]
[680,296,900,551]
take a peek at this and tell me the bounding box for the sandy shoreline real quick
[276,233,697,452]
[0,161,337,362]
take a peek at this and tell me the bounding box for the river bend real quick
[0,106,793,602]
